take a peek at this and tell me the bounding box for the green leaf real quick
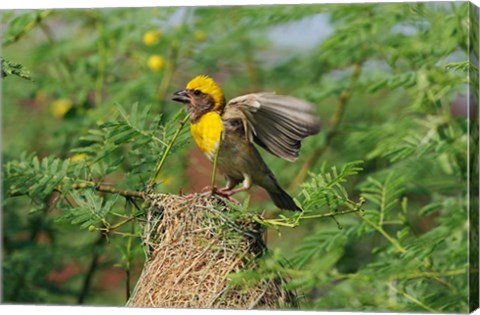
[1,57,32,80]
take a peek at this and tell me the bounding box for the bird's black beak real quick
[172,90,191,104]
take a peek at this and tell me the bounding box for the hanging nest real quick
[127,192,297,309]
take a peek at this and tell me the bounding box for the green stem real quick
[401,268,466,280]
[108,216,136,231]
[149,114,190,186]
[301,208,361,220]
[360,212,455,289]
[257,207,362,228]
[387,283,438,313]
[359,213,406,254]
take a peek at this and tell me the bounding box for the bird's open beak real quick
[172,90,191,104]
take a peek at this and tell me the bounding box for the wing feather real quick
[225,92,321,161]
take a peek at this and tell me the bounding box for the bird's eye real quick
[193,89,201,96]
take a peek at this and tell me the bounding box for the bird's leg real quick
[205,177,238,196]
[222,174,252,197]
[218,177,239,193]
[201,185,218,193]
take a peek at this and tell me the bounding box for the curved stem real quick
[148,113,190,186]
[387,282,438,313]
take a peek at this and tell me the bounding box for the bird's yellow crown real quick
[186,75,225,110]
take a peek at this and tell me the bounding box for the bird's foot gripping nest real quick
[127,193,297,309]
[197,185,242,205]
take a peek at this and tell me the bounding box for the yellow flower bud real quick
[194,31,206,42]
[147,55,166,72]
[143,30,162,46]
[70,153,87,162]
[51,98,72,118]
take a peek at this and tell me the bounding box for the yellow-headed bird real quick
[172,75,320,211]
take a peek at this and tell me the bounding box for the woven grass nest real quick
[127,192,297,309]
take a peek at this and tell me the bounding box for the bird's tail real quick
[267,186,301,211]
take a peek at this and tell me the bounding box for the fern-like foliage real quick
[1,57,32,80]
[4,153,82,201]
[72,103,189,182]
[55,190,119,230]
[300,161,364,212]
[257,161,364,229]
[359,173,406,226]
[4,104,189,225]
[2,3,472,311]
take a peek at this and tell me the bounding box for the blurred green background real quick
[1,2,476,312]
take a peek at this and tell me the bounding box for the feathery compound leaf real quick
[290,229,348,268]
[55,190,118,229]
[300,161,363,211]
[4,154,79,199]
[360,174,405,213]
[1,57,32,80]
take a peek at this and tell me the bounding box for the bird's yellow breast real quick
[190,111,223,160]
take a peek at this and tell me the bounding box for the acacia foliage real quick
[2,3,475,311]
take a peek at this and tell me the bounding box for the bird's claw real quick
[201,185,215,193]
[208,187,241,205]
[202,185,230,195]
[211,186,232,197]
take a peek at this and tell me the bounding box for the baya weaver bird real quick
[172,75,320,211]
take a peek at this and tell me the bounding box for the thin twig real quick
[387,283,438,313]
[148,113,190,186]
[72,182,145,199]
[398,268,466,280]
[9,181,145,199]
[106,216,137,231]
[359,212,456,289]
[256,207,362,228]
[358,213,406,254]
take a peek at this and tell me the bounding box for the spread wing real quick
[223,92,321,162]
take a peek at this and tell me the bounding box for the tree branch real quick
[72,182,145,199]
[9,181,145,199]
